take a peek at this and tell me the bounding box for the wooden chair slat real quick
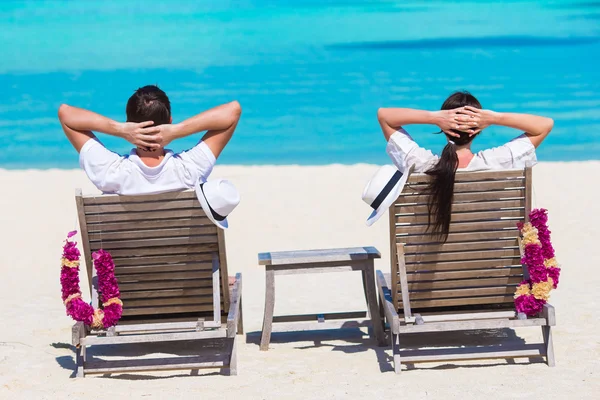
[90,235,218,251]
[407,169,525,183]
[404,286,516,300]
[399,189,525,203]
[404,179,525,193]
[84,199,199,214]
[120,287,214,300]
[396,209,523,224]
[82,190,197,205]
[111,253,214,266]
[88,226,217,241]
[399,230,520,245]
[87,218,214,233]
[406,258,521,272]
[125,295,214,308]
[107,244,219,258]
[122,304,214,317]
[119,279,213,292]
[406,266,523,281]
[115,262,213,275]
[398,295,515,309]
[115,271,213,283]
[405,276,522,291]
[85,209,211,223]
[397,219,520,235]
[404,239,518,254]
[395,199,525,214]
[405,248,520,263]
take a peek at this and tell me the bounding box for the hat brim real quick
[366,169,409,227]
[195,183,229,230]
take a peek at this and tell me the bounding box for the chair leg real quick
[237,295,244,335]
[361,269,371,319]
[228,337,238,376]
[391,332,401,374]
[260,269,275,351]
[75,346,85,378]
[363,263,386,346]
[542,326,555,367]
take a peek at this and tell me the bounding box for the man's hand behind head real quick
[118,121,164,150]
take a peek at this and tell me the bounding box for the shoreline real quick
[2,159,600,173]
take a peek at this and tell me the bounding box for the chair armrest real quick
[376,270,400,334]
[72,321,86,346]
[227,273,242,337]
[543,303,556,326]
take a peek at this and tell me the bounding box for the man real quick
[58,85,241,195]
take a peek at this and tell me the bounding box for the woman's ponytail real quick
[425,141,459,242]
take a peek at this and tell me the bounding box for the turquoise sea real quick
[1,0,599,168]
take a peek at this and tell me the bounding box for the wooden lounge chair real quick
[376,167,556,373]
[71,189,243,377]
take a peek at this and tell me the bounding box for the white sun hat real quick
[195,179,241,229]
[362,164,410,227]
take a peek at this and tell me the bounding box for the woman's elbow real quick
[377,108,387,123]
[227,101,242,124]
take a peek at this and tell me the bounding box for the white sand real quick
[0,163,598,399]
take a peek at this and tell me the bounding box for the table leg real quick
[363,261,386,346]
[260,269,275,351]
[361,269,371,319]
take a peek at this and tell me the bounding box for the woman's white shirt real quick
[386,128,537,172]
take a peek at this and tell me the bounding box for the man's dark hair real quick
[126,85,171,126]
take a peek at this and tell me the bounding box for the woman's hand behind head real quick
[434,107,488,137]
[456,106,498,136]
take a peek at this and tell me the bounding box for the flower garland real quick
[514,209,561,316]
[61,231,123,329]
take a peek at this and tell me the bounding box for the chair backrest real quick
[389,167,532,315]
[75,189,230,324]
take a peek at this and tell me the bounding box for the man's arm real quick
[159,101,242,158]
[58,104,161,152]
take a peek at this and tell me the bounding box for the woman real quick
[377,91,553,241]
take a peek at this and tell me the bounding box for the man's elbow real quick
[544,117,554,135]
[58,104,71,122]
[230,100,242,116]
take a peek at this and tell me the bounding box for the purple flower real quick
[530,208,555,260]
[60,232,122,329]
[92,249,122,328]
[521,243,547,282]
[102,304,123,328]
[66,298,94,326]
[515,294,545,316]
[62,239,81,261]
[547,267,561,288]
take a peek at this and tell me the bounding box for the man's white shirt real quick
[79,139,216,195]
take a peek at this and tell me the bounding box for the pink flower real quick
[547,267,561,288]
[60,232,122,329]
[515,294,545,316]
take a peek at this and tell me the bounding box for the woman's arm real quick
[377,107,473,141]
[58,104,161,152]
[461,106,553,148]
